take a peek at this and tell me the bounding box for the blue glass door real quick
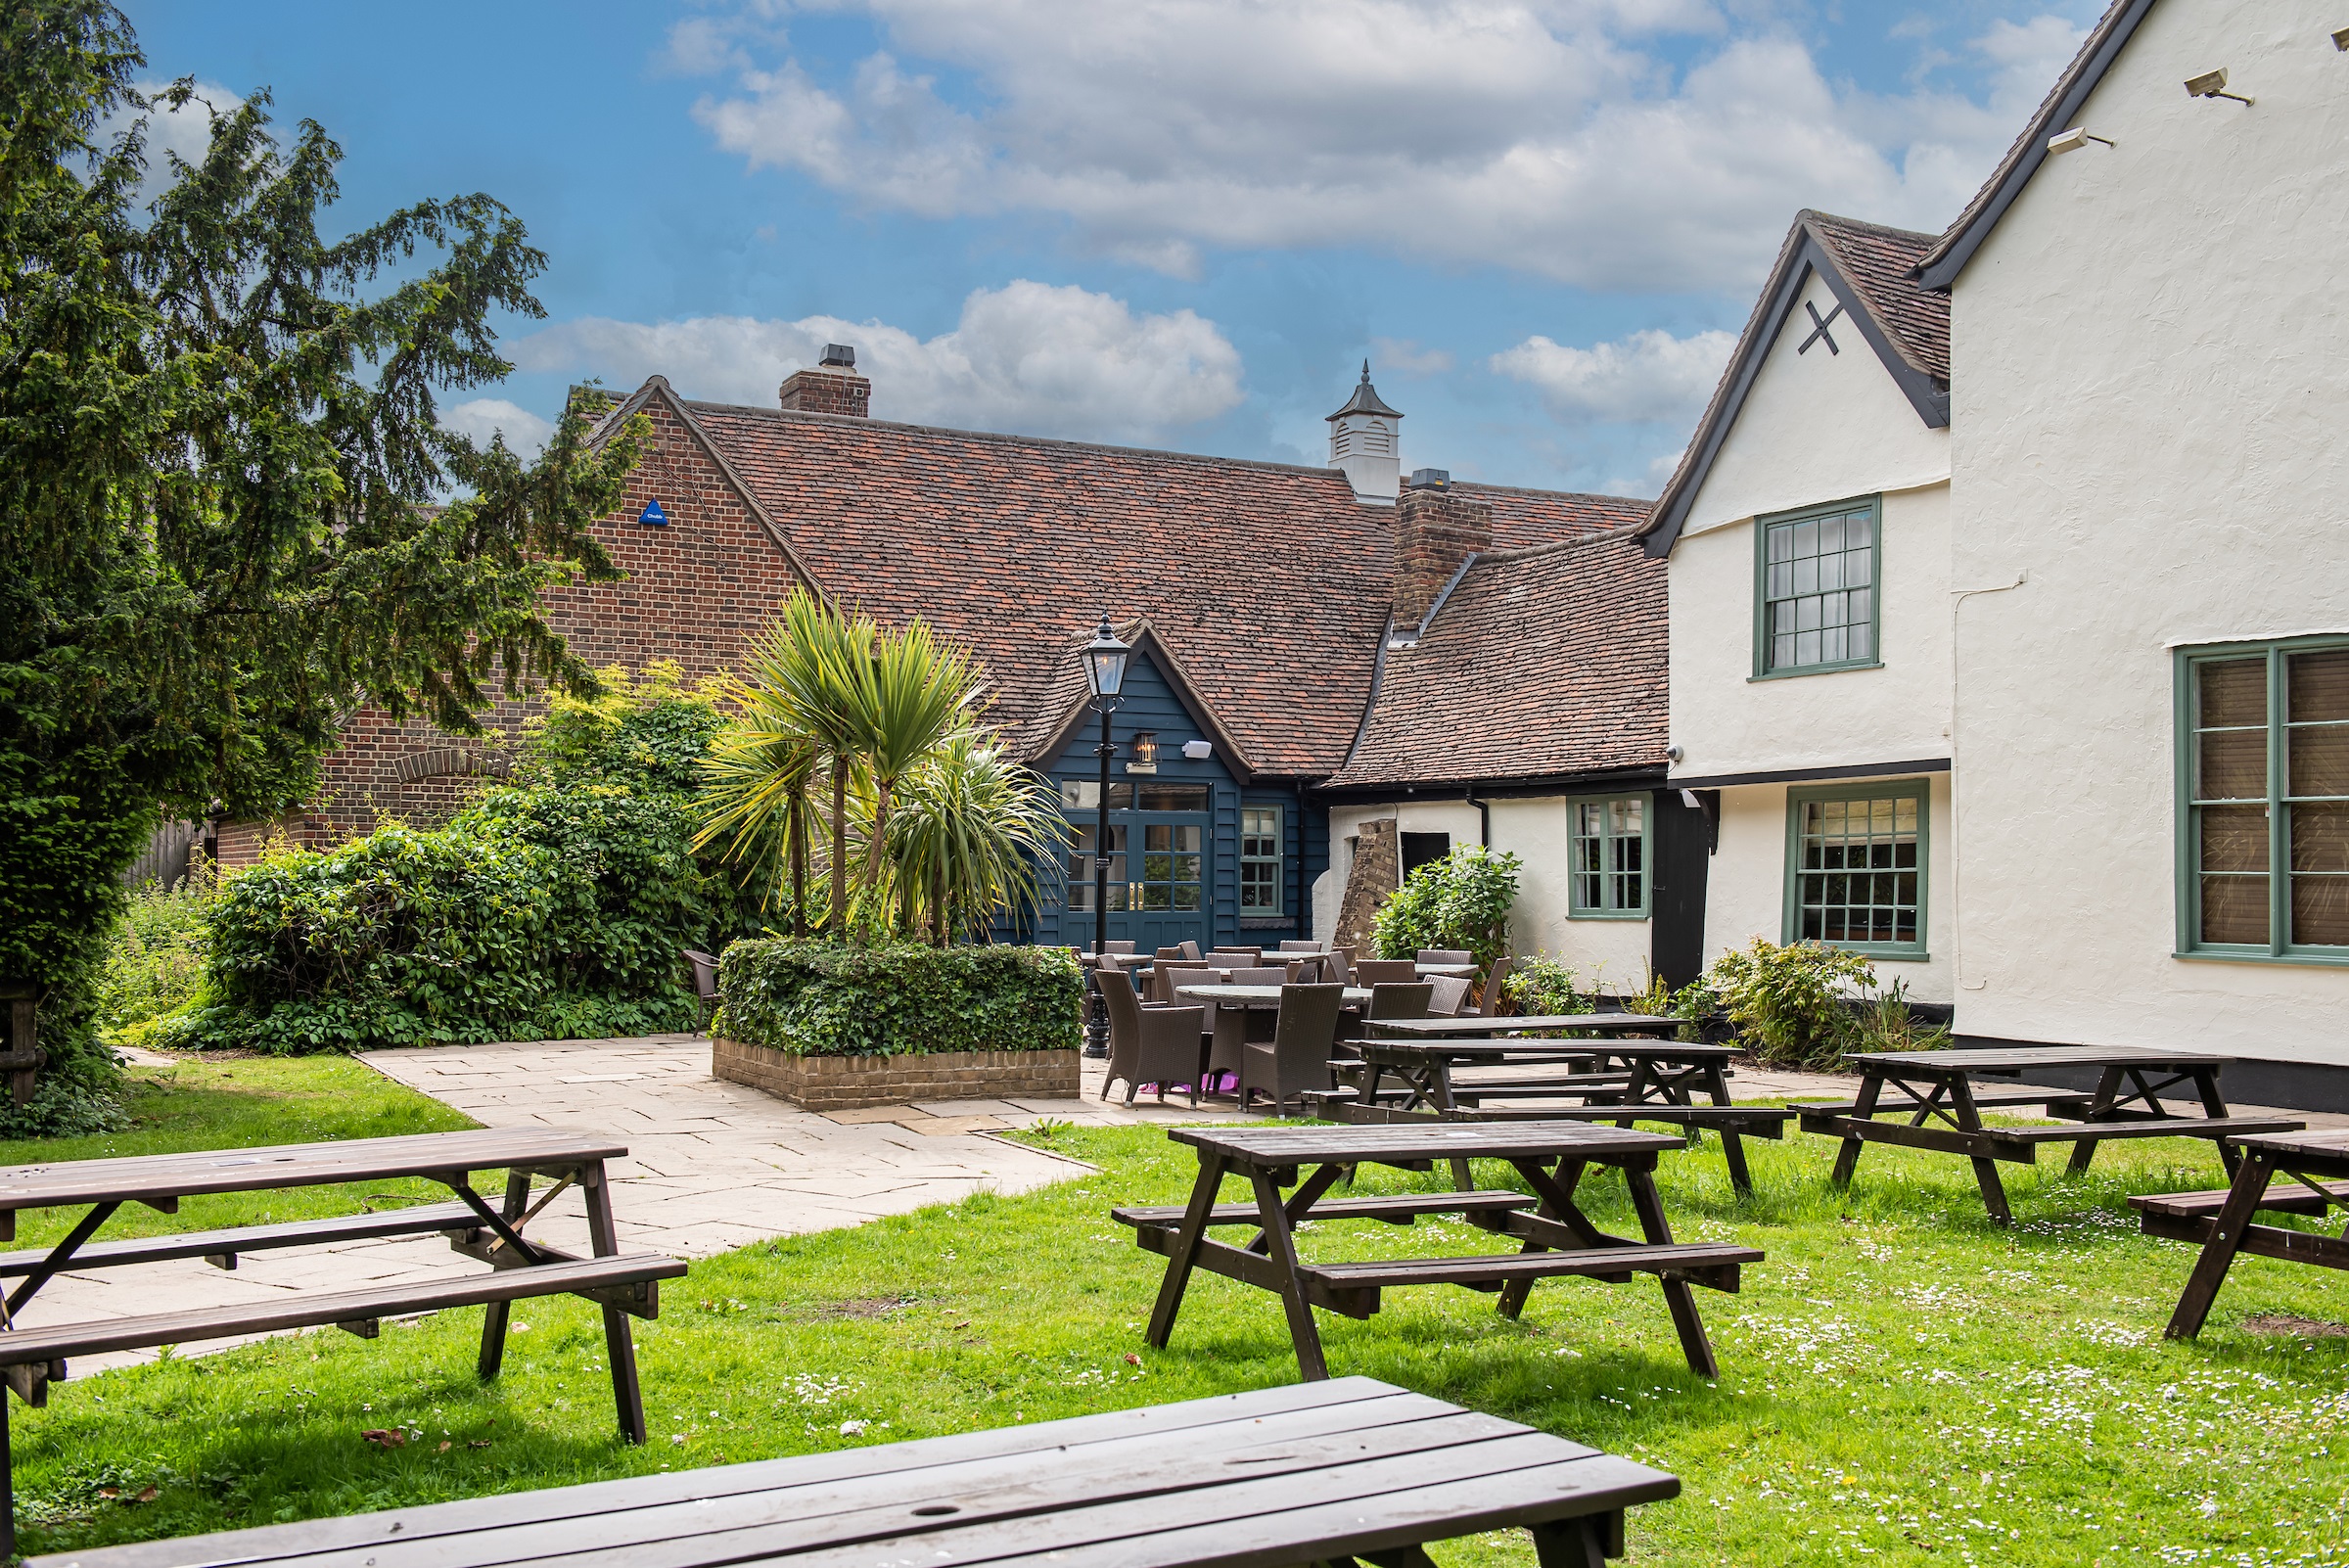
[1062,781,1211,950]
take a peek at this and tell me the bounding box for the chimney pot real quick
[1408,468,1450,490]
[820,343,856,368]
[1390,479,1492,630]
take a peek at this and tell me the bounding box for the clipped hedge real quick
[715,940,1083,1058]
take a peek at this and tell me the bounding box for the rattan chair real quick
[1425,975,1472,1017]
[1179,941,1203,960]
[1367,982,1434,1022]
[1155,945,1188,961]
[1480,953,1515,1016]
[1276,941,1326,953]
[1211,946,1264,966]
[1151,959,1216,1005]
[1097,969,1206,1106]
[1103,941,1137,954]
[1238,983,1347,1115]
[1353,958,1418,988]
[1323,945,1355,985]
[1225,966,1292,987]
[1415,948,1473,966]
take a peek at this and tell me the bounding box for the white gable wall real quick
[1666,264,1955,996]
[1950,2,2349,1066]
[1668,268,1953,778]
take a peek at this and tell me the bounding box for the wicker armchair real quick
[1097,970,1206,1106]
[1239,983,1346,1115]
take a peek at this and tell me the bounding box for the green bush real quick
[1371,847,1522,970]
[714,939,1083,1058]
[97,861,221,1038]
[1502,954,1592,1016]
[155,674,763,1054]
[1704,937,1877,1071]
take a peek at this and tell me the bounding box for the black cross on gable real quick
[1799,300,1844,355]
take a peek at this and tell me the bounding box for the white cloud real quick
[513,280,1244,445]
[681,3,2086,291]
[1490,326,1734,427]
[1370,337,1454,376]
[103,80,244,208]
[441,398,557,456]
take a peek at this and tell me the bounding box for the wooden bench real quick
[2132,1128,2349,1338]
[1307,1088,1795,1138]
[0,1252,681,1405]
[0,1128,683,1557]
[25,1378,1681,1568]
[1134,1123,1761,1379]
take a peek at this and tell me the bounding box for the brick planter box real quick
[712,1038,1081,1112]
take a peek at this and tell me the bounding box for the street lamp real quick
[1079,617,1129,1059]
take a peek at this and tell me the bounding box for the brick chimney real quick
[778,344,870,417]
[1391,468,1491,630]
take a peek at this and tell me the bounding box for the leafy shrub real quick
[1850,977,1952,1055]
[1704,937,1877,1070]
[1502,955,1592,1016]
[156,673,763,1054]
[97,860,221,1038]
[714,939,1082,1058]
[1372,847,1522,970]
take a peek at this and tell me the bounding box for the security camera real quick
[2185,68,2254,105]
[2047,126,2116,154]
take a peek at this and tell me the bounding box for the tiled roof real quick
[678,397,1647,778]
[1635,208,1950,557]
[1325,530,1667,789]
[1806,211,1948,384]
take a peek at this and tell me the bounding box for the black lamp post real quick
[1079,617,1130,1059]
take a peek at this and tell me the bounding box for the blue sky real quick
[122,1,2101,496]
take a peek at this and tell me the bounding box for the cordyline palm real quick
[694,675,826,935]
[884,731,1071,944]
[713,590,872,934]
[833,614,982,907]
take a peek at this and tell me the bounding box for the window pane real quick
[2290,650,2349,723]
[1142,884,1171,910]
[2199,805,2269,872]
[1132,784,1207,810]
[2289,803,2349,872]
[1143,824,1172,852]
[2198,729,2267,800]
[2291,876,2349,945]
[1173,885,1202,910]
[1173,854,1201,881]
[2199,658,2267,728]
[2199,874,2268,945]
[2289,724,2349,799]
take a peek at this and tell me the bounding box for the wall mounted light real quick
[1180,739,1214,761]
[1126,732,1159,774]
[2333,25,2349,51]
[2047,126,2117,154]
[2185,68,2254,105]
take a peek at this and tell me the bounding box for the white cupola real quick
[1326,361,1403,504]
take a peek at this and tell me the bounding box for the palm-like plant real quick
[694,673,826,934]
[884,732,1072,944]
[834,616,982,902]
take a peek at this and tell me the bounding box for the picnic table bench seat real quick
[0,1199,485,1277]
[27,1379,1680,1568]
[0,1252,681,1405]
[1113,1189,1540,1230]
[1793,1087,2096,1117]
[1306,1088,1795,1137]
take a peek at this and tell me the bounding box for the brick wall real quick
[713,1038,1080,1111]
[1391,483,1495,629]
[775,367,870,418]
[1334,817,1399,951]
[258,391,815,847]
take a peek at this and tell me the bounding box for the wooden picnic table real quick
[1800,1046,2305,1224]
[0,1128,683,1556]
[2131,1126,2349,1339]
[28,1377,1681,1568]
[1332,1038,1777,1194]
[1364,1012,1681,1038]
[1116,1122,1762,1380]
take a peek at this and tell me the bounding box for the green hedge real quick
[715,940,1083,1058]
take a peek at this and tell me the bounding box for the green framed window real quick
[2176,637,2349,962]
[1782,781,1928,957]
[1754,495,1881,677]
[1239,804,1284,914]
[1568,795,1649,918]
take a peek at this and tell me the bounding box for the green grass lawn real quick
[7,1059,2345,1566]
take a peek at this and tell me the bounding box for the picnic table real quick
[2130,1126,2349,1339]
[1328,1036,1784,1195]
[0,1129,683,1556]
[1799,1046,2305,1224]
[27,1378,1681,1568]
[1115,1122,1761,1380]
